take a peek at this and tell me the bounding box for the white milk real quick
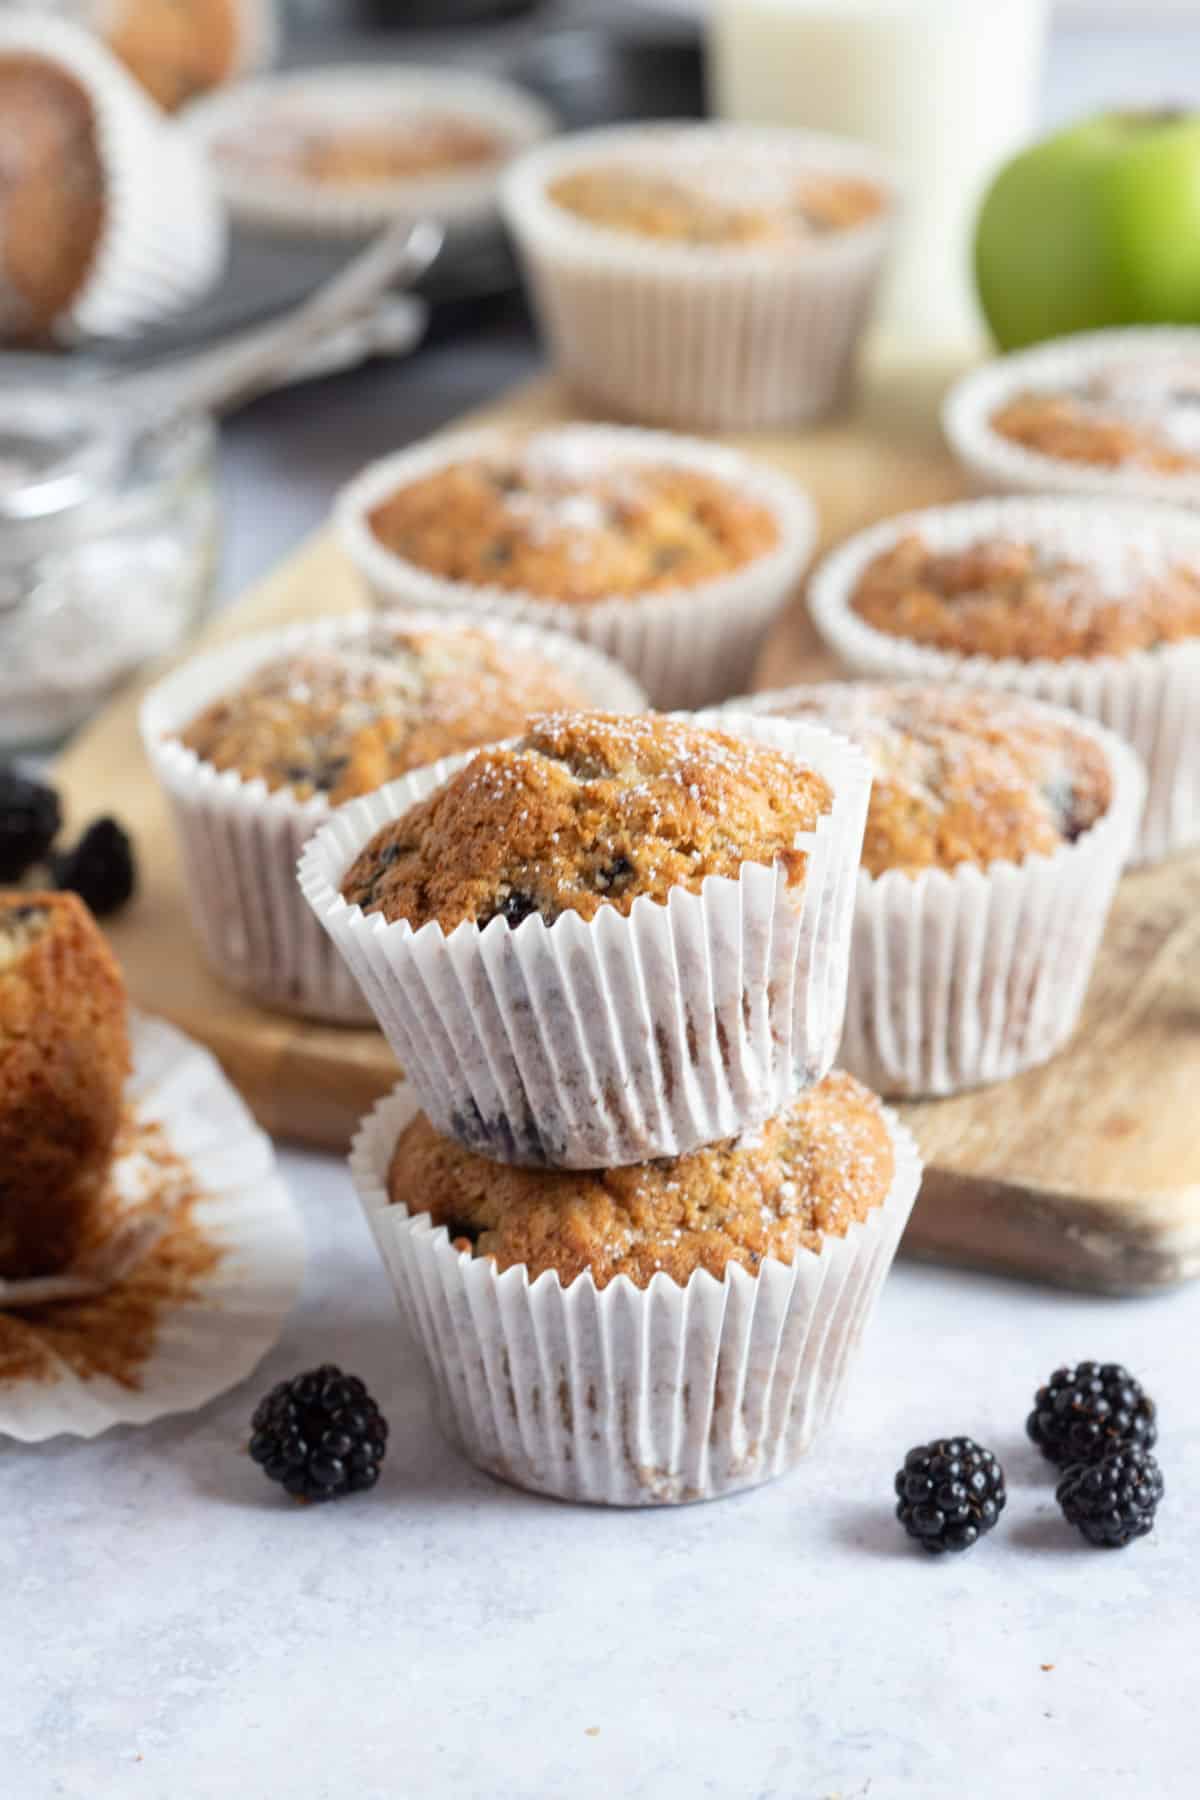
[709,0,1049,349]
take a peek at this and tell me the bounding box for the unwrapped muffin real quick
[0,892,130,1278]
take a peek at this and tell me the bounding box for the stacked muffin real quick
[301,706,923,1505]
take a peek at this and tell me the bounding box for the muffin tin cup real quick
[181,66,556,240]
[336,423,818,710]
[499,124,900,432]
[0,14,227,343]
[736,686,1146,1098]
[349,1079,921,1506]
[298,711,872,1166]
[808,494,1200,864]
[943,327,1200,506]
[140,611,645,1024]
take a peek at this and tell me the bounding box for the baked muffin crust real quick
[366,434,781,604]
[548,165,884,246]
[850,531,1200,661]
[0,892,130,1278]
[0,54,104,339]
[103,0,238,111]
[753,684,1112,875]
[388,1070,894,1289]
[176,621,589,804]
[339,710,833,930]
[216,112,505,186]
[991,364,1200,476]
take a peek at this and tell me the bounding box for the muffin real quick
[352,1072,922,1504]
[944,327,1200,505]
[141,611,644,1023]
[501,122,898,429]
[0,892,130,1279]
[336,424,817,708]
[100,0,274,113]
[740,684,1144,1097]
[300,708,871,1166]
[808,495,1200,863]
[0,52,105,341]
[181,66,554,239]
[0,15,225,343]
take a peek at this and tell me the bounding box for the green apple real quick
[975,110,1200,350]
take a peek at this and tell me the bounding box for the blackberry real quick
[248,1365,388,1503]
[481,890,540,929]
[895,1437,1006,1554]
[1057,1447,1163,1548]
[0,768,61,882]
[1027,1363,1156,1469]
[52,817,136,917]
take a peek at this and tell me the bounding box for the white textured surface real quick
[2,1140,1198,1797]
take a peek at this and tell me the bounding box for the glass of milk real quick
[709,0,1049,350]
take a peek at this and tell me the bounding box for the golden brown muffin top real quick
[991,363,1200,476]
[752,684,1112,876]
[339,710,832,930]
[547,165,884,246]
[103,0,238,111]
[389,1071,893,1289]
[176,621,590,804]
[849,531,1200,662]
[366,434,781,605]
[215,112,505,187]
[0,890,129,1065]
[0,54,104,337]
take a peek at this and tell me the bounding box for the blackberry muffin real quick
[808,496,1200,863]
[102,0,267,112]
[0,892,130,1279]
[389,1069,894,1289]
[304,706,870,1166]
[758,684,1114,878]
[337,423,816,710]
[339,710,832,931]
[0,52,104,341]
[743,681,1143,1097]
[353,1071,921,1503]
[175,620,593,805]
[143,613,640,1022]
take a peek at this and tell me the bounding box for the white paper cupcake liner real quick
[735,685,1146,1098]
[336,423,818,709]
[0,15,226,342]
[350,1078,921,1505]
[0,1012,304,1443]
[808,494,1200,864]
[500,123,900,431]
[181,65,555,240]
[299,712,872,1166]
[140,609,646,1024]
[944,327,1200,505]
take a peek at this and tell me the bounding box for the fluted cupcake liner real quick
[182,65,555,240]
[943,326,1200,505]
[807,494,1200,864]
[298,712,871,1166]
[0,14,226,342]
[499,123,899,431]
[349,1079,921,1506]
[141,610,645,1024]
[736,686,1145,1097]
[336,423,818,709]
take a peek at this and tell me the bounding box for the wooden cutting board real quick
[53,351,1200,1294]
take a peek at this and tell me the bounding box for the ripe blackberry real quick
[52,817,136,917]
[1057,1447,1163,1548]
[895,1437,1006,1554]
[0,768,61,881]
[1027,1363,1156,1469]
[249,1365,388,1503]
